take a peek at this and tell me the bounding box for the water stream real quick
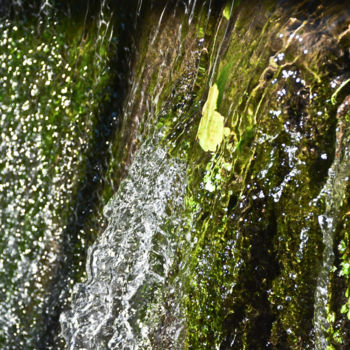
[60,132,187,349]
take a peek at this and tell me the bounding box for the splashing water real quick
[60,132,187,349]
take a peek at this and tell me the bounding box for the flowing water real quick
[314,97,350,349]
[61,132,187,349]
[2,0,350,349]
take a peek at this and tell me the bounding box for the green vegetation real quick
[223,2,232,20]
[339,234,350,320]
[150,1,350,349]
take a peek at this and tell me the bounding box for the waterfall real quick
[2,0,350,348]
[60,132,187,349]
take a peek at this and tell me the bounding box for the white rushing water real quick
[60,132,187,349]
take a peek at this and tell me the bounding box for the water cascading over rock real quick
[2,0,350,349]
[61,133,187,349]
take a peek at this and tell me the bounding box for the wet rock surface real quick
[1,1,350,349]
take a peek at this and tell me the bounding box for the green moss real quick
[149,2,350,349]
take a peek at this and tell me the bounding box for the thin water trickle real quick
[314,98,350,349]
[60,132,187,349]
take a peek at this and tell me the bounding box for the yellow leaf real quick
[197,84,229,152]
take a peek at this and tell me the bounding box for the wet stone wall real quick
[1,1,350,349]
